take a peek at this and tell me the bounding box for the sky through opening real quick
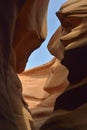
[25,0,66,69]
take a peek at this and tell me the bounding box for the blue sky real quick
[25,0,66,69]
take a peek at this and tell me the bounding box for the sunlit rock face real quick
[1,0,87,129]
[19,58,69,129]
[54,0,87,109]
[39,0,87,130]
[19,0,87,129]
[13,0,49,73]
[19,58,69,109]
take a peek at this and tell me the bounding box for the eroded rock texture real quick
[13,0,49,73]
[0,0,49,130]
[19,58,69,129]
[1,0,87,130]
[14,0,87,129]
[40,0,87,130]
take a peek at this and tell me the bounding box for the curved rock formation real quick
[19,57,69,108]
[1,0,87,130]
[13,0,49,73]
[0,0,49,130]
[19,0,87,129]
[40,0,87,130]
[19,58,69,129]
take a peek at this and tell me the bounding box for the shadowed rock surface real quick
[0,0,49,130]
[13,0,49,73]
[19,58,69,129]
[17,0,87,129]
[40,0,87,130]
[1,0,87,130]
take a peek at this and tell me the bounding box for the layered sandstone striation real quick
[19,58,69,129]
